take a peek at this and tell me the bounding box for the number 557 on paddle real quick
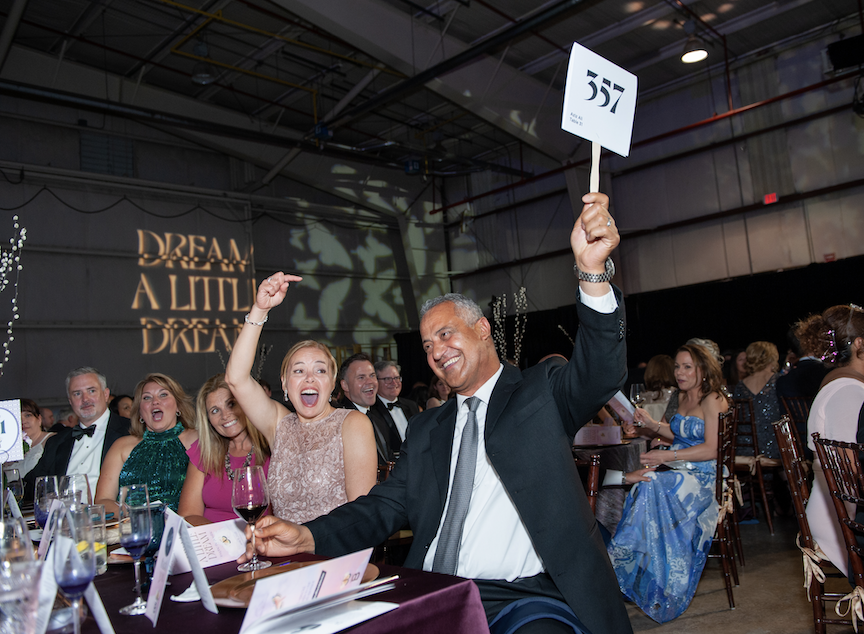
[561,42,638,158]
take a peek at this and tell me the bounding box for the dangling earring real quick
[283,389,288,402]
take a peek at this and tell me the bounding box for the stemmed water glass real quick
[118,484,153,616]
[52,506,95,634]
[59,475,92,507]
[232,466,271,572]
[34,476,59,530]
[1,517,41,634]
[629,383,645,407]
[5,468,24,508]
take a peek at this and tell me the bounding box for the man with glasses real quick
[373,360,420,451]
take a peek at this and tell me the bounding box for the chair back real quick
[377,461,396,484]
[573,454,601,515]
[716,410,736,504]
[780,396,809,454]
[773,416,812,538]
[813,434,864,586]
[733,397,762,455]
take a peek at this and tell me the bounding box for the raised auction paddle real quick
[589,141,601,193]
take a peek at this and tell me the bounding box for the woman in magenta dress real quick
[178,374,271,524]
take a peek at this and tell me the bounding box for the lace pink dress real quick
[268,407,349,524]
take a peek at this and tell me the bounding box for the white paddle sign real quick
[561,42,638,191]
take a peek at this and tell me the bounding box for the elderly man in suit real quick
[338,353,398,464]
[373,360,420,449]
[241,192,631,634]
[25,367,130,500]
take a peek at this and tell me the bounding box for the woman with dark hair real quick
[109,394,134,419]
[95,373,197,515]
[607,343,728,623]
[803,305,864,576]
[14,399,54,477]
[641,354,676,421]
[225,272,377,524]
[425,377,450,409]
[178,374,270,525]
[733,341,782,459]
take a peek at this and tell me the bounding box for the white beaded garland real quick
[0,215,26,374]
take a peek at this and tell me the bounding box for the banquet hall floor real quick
[625,514,856,633]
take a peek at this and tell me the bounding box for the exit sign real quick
[763,192,778,204]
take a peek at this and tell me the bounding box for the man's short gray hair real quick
[65,367,108,393]
[374,360,401,375]
[420,293,484,326]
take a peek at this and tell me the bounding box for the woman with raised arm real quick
[607,343,728,623]
[224,273,377,524]
[178,374,270,525]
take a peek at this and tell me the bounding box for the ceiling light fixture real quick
[191,41,217,85]
[681,21,708,64]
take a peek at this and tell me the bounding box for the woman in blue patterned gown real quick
[607,344,728,623]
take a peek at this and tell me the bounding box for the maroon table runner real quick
[83,553,489,634]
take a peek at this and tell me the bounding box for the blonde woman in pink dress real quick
[225,273,377,523]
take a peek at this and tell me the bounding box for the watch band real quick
[574,257,615,283]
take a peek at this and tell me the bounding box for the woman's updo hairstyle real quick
[743,341,779,376]
[795,305,864,367]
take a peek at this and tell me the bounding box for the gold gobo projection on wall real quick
[132,230,253,354]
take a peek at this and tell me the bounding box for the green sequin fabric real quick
[118,423,189,511]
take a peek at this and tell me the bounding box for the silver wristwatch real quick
[574,257,615,283]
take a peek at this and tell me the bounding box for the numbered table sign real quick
[561,42,638,158]
[0,400,23,463]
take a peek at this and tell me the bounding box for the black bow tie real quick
[71,425,96,440]
[386,401,402,411]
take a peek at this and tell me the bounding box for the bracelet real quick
[622,473,628,485]
[674,449,678,460]
[244,313,268,326]
[655,421,661,433]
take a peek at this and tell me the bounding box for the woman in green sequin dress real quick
[95,373,198,517]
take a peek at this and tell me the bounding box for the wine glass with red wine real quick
[232,465,271,572]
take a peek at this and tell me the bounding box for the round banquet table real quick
[82,552,489,634]
[573,437,647,533]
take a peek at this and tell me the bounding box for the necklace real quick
[225,448,254,480]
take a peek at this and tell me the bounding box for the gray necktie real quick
[432,396,481,575]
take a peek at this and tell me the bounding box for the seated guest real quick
[373,360,420,448]
[178,374,271,525]
[608,343,727,623]
[425,376,451,409]
[733,341,781,460]
[25,367,129,499]
[777,317,830,405]
[641,354,676,421]
[804,304,864,577]
[49,407,79,432]
[109,394,133,419]
[12,400,54,478]
[39,406,55,431]
[337,353,397,463]
[406,382,427,412]
[237,192,633,634]
[95,373,197,515]
[225,274,377,524]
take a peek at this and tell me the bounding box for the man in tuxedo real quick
[25,367,130,499]
[338,353,398,463]
[243,193,631,633]
[372,360,420,449]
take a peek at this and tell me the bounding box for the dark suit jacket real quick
[338,400,395,464]
[371,396,421,449]
[776,358,829,404]
[24,412,130,499]
[307,291,631,634]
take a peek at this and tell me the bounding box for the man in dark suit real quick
[244,193,631,633]
[337,353,398,463]
[373,359,420,450]
[25,367,130,499]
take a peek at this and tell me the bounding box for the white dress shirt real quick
[422,287,617,580]
[66,408,110,492]
[378,396,409,441]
